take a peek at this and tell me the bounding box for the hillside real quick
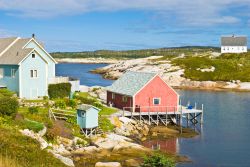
[51,46,220,59]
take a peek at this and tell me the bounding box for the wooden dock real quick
[112,104,204,131]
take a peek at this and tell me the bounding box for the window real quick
[11,69,16,78]
[112,93,115,99]
[0,68,3,78]
[30,70,38,78]
[153,98,161,105]
[81,111,86,117]
[32,53,35,58]
[122,96,128,102]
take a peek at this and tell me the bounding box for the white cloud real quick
[0,0,249,25]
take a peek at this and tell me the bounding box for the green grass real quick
[98,117,114,132]
[172,52,250,82]
[74,92,117,115]
[18,107,51,124]
[17,119,44,133]
[0,126,67,167]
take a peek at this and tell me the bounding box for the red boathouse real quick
[107,71,179,112]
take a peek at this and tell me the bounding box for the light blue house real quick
[0,36,79,99]
[77,104,100,129]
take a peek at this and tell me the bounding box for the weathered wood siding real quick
[135,76,178,112]
[107,91,133,111]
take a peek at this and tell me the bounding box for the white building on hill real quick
[221,35,247,53]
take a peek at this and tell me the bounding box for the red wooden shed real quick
[107,71,179,112]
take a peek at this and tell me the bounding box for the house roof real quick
[0,37,17,54]
[0,37,56,65]
[77,104,100,112]
[107,71,157,96]
[221,36,247,46]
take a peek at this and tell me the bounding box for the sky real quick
[0,0,250,52]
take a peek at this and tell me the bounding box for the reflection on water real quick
[142,138,179,154]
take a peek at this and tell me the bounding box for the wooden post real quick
[201,104,204,124]
[180,106,183,134]
[157,112,159,126]
[131,108,133,119]
[148,107,150,125]
[139,109,141,123]
[166,110,168,126]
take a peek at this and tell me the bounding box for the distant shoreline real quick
[55,58,121,64]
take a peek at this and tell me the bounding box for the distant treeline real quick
[51,46,220,59]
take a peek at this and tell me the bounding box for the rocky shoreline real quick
[89,56,250,92]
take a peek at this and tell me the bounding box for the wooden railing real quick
[48,108,76,120]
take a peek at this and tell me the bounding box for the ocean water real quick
[56,63,113,87]
[56,63,250,167]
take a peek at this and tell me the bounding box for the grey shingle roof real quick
[221,36,247,46]
[0,37,33,65]
[0,37,17,54]
[107,71,157,96]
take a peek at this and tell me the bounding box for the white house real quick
[221,35,247,53]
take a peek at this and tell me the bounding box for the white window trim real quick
[153,97,161,105]
[122,96,128,102]
[112,93,115,99]
[30,69,38,78]
[11,69,16,78]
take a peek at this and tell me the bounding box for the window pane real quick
[11,69,16,78]
[154,98,160,105]
[30,70,33,78]
[34,70,37,77]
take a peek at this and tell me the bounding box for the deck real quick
[112,104,204,129]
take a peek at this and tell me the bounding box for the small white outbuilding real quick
[221,35,247,53]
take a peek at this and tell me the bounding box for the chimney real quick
[32,33,35,39]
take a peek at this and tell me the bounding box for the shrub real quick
[28,107,39,114]
[0,89,15,98]
[0,97,19,117]
[54,100,66,109]
[76,96,96,105]
[43,96,49,101]
[0,127,67,167]
[141,153,175,167]
[68,99,77,108]
[0,116,13,126]
[48,83,71,99]
[46,121,73,141]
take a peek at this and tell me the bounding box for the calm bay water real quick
[56,63,113,86]
[56,63,250,167]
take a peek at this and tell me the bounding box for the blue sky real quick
[0,0,250,52]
